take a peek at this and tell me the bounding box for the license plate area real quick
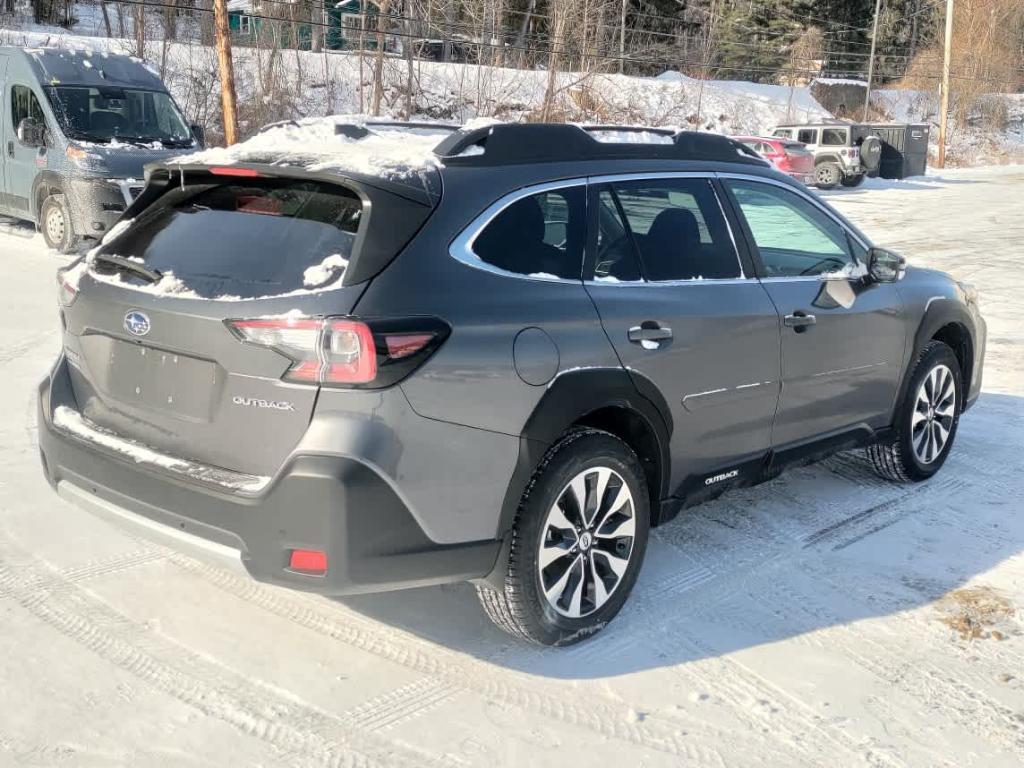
[87,336,222,422]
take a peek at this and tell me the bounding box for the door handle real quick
[784,311,816,332]
[628,323,673,343]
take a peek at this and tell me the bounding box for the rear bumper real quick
[38,366,501,596]
[787,171,815,185]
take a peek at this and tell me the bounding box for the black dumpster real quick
[853,123,930,179]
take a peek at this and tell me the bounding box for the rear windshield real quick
[97,179,362,299]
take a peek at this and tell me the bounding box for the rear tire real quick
[814,162,842,189]
[39,194,81,254]
[840,173,866,188]
[477,429,650,646]
[867,341,962,482]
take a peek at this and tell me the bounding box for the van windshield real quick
[44,86,192,147]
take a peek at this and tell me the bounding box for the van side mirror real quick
[867,247,906,283]
[17,117,47,148]
[190,123,205,148]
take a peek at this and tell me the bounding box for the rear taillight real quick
[226,316,448,388]
[57,269,78,307]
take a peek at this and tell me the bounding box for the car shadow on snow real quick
[335,392,1024,678]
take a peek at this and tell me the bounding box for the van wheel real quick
[814,162,842,189]
[867,341,962,482]
[40,194,81,254]
[477,429,650,646]
[840,173,866,188]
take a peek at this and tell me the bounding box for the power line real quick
[31,0,1022,88]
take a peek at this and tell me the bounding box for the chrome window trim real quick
[448,178,590,283]
[584,172,748,286]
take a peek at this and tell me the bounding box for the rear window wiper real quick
[92,253,164,284]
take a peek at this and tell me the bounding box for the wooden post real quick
[134,0,146,55]
[213,0,240,146]
[862,0,882,122]
[937,0,954,168]
[618,0,626,74]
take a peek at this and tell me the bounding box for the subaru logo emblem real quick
[124,310,151,337]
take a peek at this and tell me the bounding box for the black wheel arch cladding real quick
[495,368,672,539]
[901,300,976,415]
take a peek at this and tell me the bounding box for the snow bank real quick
[0,29,832,145]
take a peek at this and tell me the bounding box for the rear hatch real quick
[57,165,437,479]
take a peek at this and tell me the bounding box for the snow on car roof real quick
[22,47,166,90]
[171,116,450,180]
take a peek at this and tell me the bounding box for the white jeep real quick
[772,123,882,189]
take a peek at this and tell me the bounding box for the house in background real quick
[227,0,392,52]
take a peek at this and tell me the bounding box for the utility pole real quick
[862,0,882,122]
[619,0,626,74]
[213,0,240,146]
[937,0,954,168]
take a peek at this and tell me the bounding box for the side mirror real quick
[867,247,906,283]
[189,123,205,148]
[17,117,47,148]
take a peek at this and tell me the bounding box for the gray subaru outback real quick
[37,121,985,645]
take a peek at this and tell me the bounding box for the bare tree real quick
[371,0,392,115]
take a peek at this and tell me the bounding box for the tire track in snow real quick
[340,678,461,733]
[166,554,733,765]
[709,569,1024,761]
[0,545,452,768]
[0,547,167,600]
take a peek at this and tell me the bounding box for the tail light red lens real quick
[57,269,78,307]
[226,316,448,388]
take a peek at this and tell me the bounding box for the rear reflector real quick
[209,166,263,177]
[290,549,328,575]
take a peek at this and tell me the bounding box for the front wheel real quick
[39,194,81,254]
[477,429,650,646]
[867,341,962,482]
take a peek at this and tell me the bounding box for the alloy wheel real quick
[537,467,636,618]
[912,363,956,464]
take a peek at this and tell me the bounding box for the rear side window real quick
[471,186,586,280]
[98,179,362,299]
[797,129,817,144]
[821,128,848,146]
[603,178,740,281]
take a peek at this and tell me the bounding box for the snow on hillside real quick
[874,88,1024,165]
[0,25,831,143]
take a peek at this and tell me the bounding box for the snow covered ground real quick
[0,167,1023,766]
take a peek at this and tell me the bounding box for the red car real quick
[734,136,815,185]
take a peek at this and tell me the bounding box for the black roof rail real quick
[433,123,768,167]
[334,120,461,139]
